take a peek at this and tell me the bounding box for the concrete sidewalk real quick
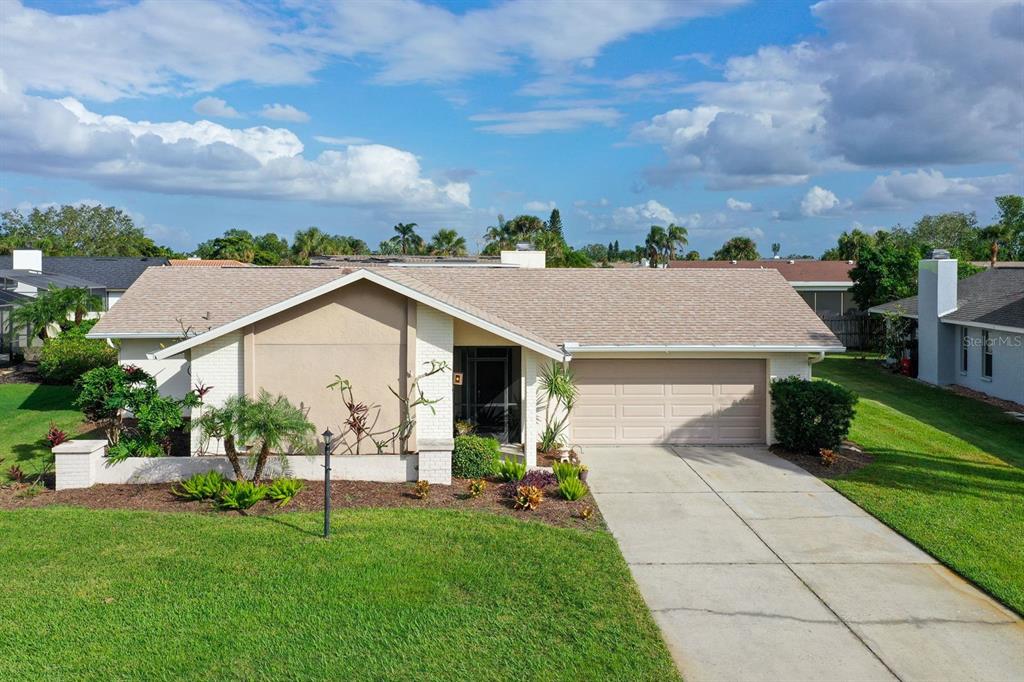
[587,445,1024,682]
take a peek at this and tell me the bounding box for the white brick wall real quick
[521,351,539,467]
[418,449,451,485]
[415,304,453,443]
[53,440,106,490]
[189,331,244,455]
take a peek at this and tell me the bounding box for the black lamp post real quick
[322,429,333,538]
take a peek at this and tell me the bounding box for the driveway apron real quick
[585,445,1024,682]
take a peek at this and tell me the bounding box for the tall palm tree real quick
[428,228,468,256]
[56,287,103,325]
[391,223,422,255]
[291,227,331,263]
[979,223,1012,267]
[645,225,668,267]
[666,223,688,260]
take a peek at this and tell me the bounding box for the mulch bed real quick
[770,441,874,479]
[947,384,1024,414]
[0,363,39,384]
[0,475,602,530]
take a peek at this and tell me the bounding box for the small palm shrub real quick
[559,477,588,501]
[495,458,526,482]
[216,480,267,511]
[266,478,305,507]
[552,460,581,482]
[452,435,500,478]
[173,470,227,501]
[514,485,543,511]
[771,377,857,454]
[413,480,431,499]
[467,479,487,498]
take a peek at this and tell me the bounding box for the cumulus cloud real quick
[726,197,753,211]
[860,169,1020,208]
[800,186,843,216]
[524,200,556,212]
[0,74,469,209]
[315,135,372,146]
[193,97,241,119]
[613,200,678,227]
[470,107,622,134]
[632,0,1024,188]
[0,0,318,101]
[260,103,310,123]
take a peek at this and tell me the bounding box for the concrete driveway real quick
[587,445,1024,682]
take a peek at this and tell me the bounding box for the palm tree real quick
[428,228,468,256]
[666,223,688,260]
[391,223,422,255]
[291,227,331,263]
[771,242,781,258]
[56,287,103,325]
[11,294,61,341]
[979,223,1012,267]
[645,225,668,267]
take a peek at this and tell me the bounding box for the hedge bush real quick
[770,377,857,454]
[452,434,500,478]
[38,335,117,384]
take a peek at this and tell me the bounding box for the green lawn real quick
[0,507,678,681]
[816,354,1024,614]
[0,383,86,480]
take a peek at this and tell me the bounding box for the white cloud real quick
[315,135,372,146]
[613,200,678,227]
[632,0,1024,188]
[524,200,556,212]
[860,169,1020,208]
[0,74,469,210]
[800,186,842,217]
[470,107,621,135]
[193,97,241,119]
[260,103,310,123]
[726,197,752,211]
[0,0,318,101]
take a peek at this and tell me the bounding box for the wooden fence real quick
[819,311,879,350]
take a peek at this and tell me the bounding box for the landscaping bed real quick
[770,441,874,479]
[0,475,601,530]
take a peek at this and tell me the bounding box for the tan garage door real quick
[570,359,766,445]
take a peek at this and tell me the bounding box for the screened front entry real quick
[453,347,521,443]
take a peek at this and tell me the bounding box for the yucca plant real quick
[216,480,267,511]
[495,458,526,482]
[172,470,227,501]
[559,476,588,501]
[266,478,305,507]
[539,363,577,453]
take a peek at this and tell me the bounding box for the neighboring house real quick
[88,264,843,482]
[311,248,545,269]
[0,249,169,309]
[871,251,1024,405]
[169,258,248,267]
[669,259,857,315]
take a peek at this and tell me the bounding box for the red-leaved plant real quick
[46,423,69,448]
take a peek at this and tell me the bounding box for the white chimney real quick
[917,249,958,386]
[500,249,546,269]
[12,249,42,271]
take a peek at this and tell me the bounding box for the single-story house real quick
[870,251,1024,405]
[669,259,856,316]
[87,263,844,482]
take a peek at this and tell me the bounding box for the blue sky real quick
[1,0,1021,256]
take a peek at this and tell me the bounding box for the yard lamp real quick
[322,429,333,539]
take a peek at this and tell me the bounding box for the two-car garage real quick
[568,358,767,445]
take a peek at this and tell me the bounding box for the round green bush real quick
[452,434,500,478]
[770,377,857,454]
[38,335,117,385]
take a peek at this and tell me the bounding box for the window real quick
[960,327,969,373]
[982,330,994,379]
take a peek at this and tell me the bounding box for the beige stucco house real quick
[88,263,844,483]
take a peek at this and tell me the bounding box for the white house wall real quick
[414,303,454,446]
[952,326,1024,405]
[189,331,243,455]
[118,338,191,399]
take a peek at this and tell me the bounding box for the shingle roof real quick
[0,256,168,290]
[669,259,854,283]
[90,265,843,350]
[168,259,248,267]
[870,267,1024,331]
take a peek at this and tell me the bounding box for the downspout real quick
[809,351,825,365]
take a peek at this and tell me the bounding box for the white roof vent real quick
[730,259,737,264]
[515,242,532,251]
[788,259,795,264]
[847,260,854,264]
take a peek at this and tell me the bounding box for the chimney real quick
[916,248,958,386]
[500,248,546,268]
[12,249,42,271]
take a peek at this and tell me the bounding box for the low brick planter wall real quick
[52,440,451,490]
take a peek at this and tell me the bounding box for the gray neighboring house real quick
[871,251,1024,405]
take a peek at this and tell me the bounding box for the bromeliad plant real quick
[172,470,227,501]
[327,360,449,455]
[495,457,526,482]
[266,478,305,507]
[558,477,588,501]
[538,363,577,453]
[192,390,316,483]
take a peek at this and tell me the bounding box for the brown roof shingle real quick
[669,259,854,283]
[90,265,843,349]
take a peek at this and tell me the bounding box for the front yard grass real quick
[0,506,678,681]
[0,383,85,480]
[816,354,1024,614]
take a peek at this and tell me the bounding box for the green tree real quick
[645,225,668,266]
[547,208,563,237]
[195,229,258,262]
[849,240,920,310]
[683,250,701,261]
[428,228,468,256]
[55,287,103,325]
[0,204,167,256]
[983,195,1024,264]
[911,212,980,256]
[376,239,401,255]
[12,286,101,340]
[253,233,289,265]
[821,228,876,261]
[581,243,609,262]
[713,236,760,261]
[771,242,781,258]
[666,224,688,260]
[291,227,331,263]
[391,223,423,255]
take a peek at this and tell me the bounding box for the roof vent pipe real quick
[788,259,795,264]
[730,259,737,264]
[929,248,951,259]
[515,242,532,251]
